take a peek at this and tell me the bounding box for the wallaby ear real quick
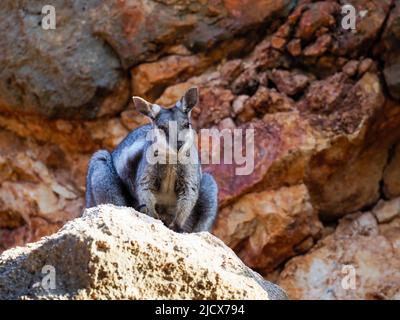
[132,96,161,119]
[179,87,198,113]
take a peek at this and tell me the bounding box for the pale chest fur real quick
[156,164,177,206]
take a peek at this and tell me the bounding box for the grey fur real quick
[85,88,218,233]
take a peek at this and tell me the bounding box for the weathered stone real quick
[219,60,244,85]
[0,205,288,300]
[231,68,260,95]
[383,59,400,100]
[0,110,147,254]
[332,0,392,57]
[296,72,353,113]
[202,114,318,206]
[380,1,400,100]
[265,90,296,113]
[342,60,360,77]
[303,34,332,57]
[235,86,296,123]
[269,69,310,96]
[156,82,197,107]
[218,118,236,131]
[373,198,400,223]
[287,39,302,57]
[131,55,204,102]
[243,86,270,115]
[94,0,293,68]
[131,39,249,101]
[232,95,250,115]
[120,107,151,131]
[0,218,62,253]
[212,184,322,273]
[0,0,293,119]
[278,205,400,300]
[295,2,338,41]
[0,0,130,119]
[271,36,287,50]
[192,87,235,129]
[0,129,84,230]
[277,0,392,75]
[304,74,400,219]
[383,143,400,199]
[1,0,400,301]
[358,58,374,75]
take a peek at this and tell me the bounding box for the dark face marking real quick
[153,106,192,151]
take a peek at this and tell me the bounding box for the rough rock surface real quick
[1,0,400,300]
[383,142,400,199]
[0,205,287,300]
[213,184,322,273]
[0,0,292,119]
[0,0,130,119]
[278,197,400,300]
[380,0,400,100]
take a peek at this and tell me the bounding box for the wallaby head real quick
[132,87,198,152]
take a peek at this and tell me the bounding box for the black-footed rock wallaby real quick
[85,87,218,233]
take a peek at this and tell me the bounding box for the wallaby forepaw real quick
[170,221,191,233]
[172,225,184,233]
[137,204,148,214]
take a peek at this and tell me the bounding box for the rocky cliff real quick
[0,205,287,299]
[0,0,399,299]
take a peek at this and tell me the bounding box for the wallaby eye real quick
[182,122,190,129]
[158,124,168,132]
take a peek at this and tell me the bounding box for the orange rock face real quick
[1,0,400,299]
[213,184,322,273]
[278,198,400,300]
[384,143,400,199]
[0,111,147,251]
